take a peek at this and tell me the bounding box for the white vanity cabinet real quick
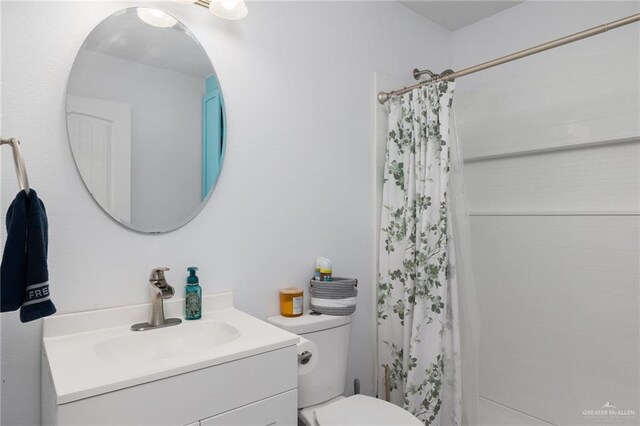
[41,293,299,426]
[199,390,297,425]
[42,346,297,425]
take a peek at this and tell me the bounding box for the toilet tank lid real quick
[266,313,351,334]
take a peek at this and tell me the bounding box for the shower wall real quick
[452,1,640,425]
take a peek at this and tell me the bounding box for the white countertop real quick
[42,293,299,404]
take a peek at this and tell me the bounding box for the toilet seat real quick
[313,395,422,426]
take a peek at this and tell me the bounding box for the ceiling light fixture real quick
[171,0,248,20]
[209,0,248,20]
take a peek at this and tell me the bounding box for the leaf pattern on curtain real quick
[377,81,461,425]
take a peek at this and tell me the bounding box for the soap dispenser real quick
[184,267,202,320]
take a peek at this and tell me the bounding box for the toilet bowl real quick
[267,313,422,426]
[300,395,422,426]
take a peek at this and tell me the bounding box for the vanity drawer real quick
[54,346,297,426]
[200,389,297,426]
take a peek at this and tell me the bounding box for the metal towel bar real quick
[1,137,30,195]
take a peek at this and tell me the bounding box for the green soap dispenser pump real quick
[185,267,202,320]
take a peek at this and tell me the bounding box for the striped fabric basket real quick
[310,277,357,316]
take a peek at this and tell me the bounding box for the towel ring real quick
[1,138,30,195]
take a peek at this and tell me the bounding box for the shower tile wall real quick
[452,1,640,425]
[471,214,639,425]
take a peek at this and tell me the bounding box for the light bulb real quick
[220,0,238,11]
[209,0,248,20]
[136,8,178,28]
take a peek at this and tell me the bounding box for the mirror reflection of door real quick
[203,74,224,200]
[67,96,132,222]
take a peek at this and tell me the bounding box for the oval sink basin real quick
[95,321,240,363]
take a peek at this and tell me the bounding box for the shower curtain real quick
[377,81,479,426]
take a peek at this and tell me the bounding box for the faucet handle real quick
[149,267,170,282]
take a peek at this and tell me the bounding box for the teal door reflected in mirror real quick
[203,74,225,200]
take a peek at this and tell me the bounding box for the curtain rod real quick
[377,13,640,104]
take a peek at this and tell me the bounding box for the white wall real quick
[68,50,205,230]
[0,2,450,425]
[452,2,639,425]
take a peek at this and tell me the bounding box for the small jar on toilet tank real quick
[280,288,303,317]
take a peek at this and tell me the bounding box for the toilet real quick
[267,313,422,426]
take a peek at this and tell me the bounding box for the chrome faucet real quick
[131,267,182,331]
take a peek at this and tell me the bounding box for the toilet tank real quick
[267,313,351,408]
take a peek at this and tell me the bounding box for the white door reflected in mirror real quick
[67,96,132,223]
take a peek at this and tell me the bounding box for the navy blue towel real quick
[1,189,56,322]
[1,191,28,312]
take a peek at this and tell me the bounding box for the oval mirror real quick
[66,7,225,233]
